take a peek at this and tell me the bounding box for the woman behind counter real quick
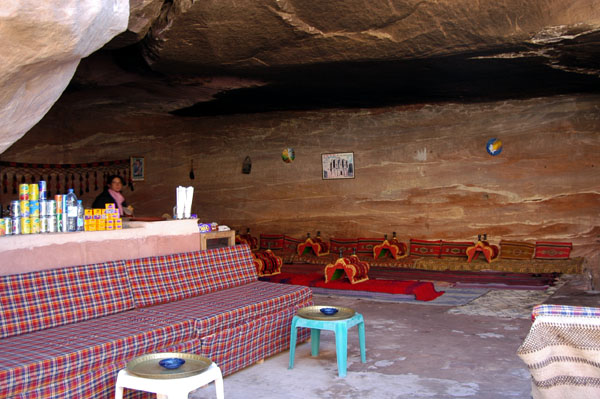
[92,175,133,217]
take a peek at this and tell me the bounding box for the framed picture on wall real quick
[322,152,355,180]
[130,156,145,181]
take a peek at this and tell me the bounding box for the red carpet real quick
[260,272,444,301]
[281,263,558,287]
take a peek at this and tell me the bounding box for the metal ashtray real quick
[159,358,186,369]
[320,307,339,315]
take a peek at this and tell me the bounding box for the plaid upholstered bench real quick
[0,245,312,399]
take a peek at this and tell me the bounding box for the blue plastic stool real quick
[288,312,366,377]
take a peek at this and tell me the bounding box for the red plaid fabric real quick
[126,246,256,307]
[138,281,312,338]
[200,305,311,376]
[532,304,600,320]
[126,251,208,307]
[0,309,194,398]
[8,360,152,399]
[0,260,134,339]
[194,245,257,294]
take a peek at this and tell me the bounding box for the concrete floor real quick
[190,275,599,399]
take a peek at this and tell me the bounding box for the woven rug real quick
[259,272,444,301]
[312,286,489,306]
[447,279,566,319]
[281,252,583,274]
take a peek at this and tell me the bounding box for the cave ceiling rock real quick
[134,0,600,74]
[0,0,129,155]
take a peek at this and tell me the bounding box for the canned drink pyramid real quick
[10,201,20,218]
[29,183,39,201]
[19,184,29,200]
[19,200,30,217]
[38,180,47,200]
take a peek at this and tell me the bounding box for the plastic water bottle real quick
[76,200,84,232]
[65,189,78,232]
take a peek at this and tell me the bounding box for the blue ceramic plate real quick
[159,358,186,370]
[319,307,339,315]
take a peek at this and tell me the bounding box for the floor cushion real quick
[534,241,572,260]
[499,240,535,260]
[409,239,442,257]
[440,240,473,258]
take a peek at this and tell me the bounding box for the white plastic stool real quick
[114,362,224,399]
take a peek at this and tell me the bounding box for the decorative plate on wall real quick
[486,138,503,156]
[282,148,295,163]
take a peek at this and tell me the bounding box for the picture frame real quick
[130,156,145,181]
[322,152,355,180]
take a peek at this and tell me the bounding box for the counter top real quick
[0,219,201,275]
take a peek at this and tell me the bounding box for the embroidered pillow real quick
[259,234,285,250]
[356,238,381,257]
[534,241,572,260]
[330,238,358,257]
[500,240,535,260]
[440,241,473,258]
[409,239,442,257]
[283,235,303,254]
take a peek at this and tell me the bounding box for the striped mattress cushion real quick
[201,306,311,376]
[0,260,134,339]
[138,281,313,337]
[126,245,257,308]
[0,309,194,398]
[532,304,600,320]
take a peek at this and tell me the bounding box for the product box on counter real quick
[83,205,122,231]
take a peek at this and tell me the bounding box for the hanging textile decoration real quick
[0,159,132,199]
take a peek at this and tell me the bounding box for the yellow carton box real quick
[85,209,93,216]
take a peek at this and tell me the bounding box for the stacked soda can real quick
[0,181,55,236]
[41,198,58,233]
[55,194,63,232]
[9,200,20,234]
[29,183,40,234]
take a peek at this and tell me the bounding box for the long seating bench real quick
[0,244,312,398]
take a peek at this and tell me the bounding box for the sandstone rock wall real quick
[2,94,598,280]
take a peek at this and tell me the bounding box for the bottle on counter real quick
[65,189,78,232]
[76,200,84,232]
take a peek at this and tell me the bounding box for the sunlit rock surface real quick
[0,0,128,154]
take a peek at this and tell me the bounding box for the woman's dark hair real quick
[107,175,125,187]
